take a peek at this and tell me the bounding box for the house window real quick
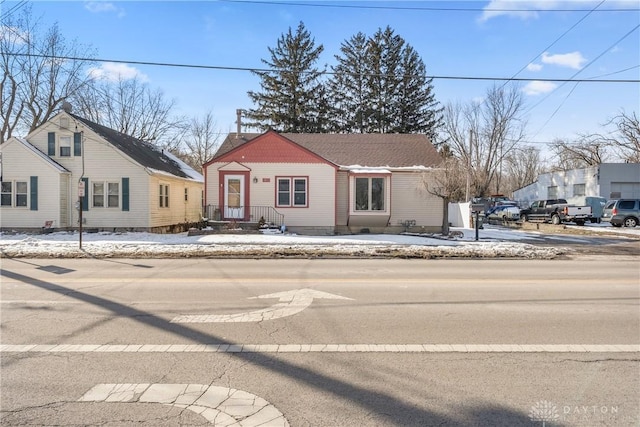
[159,184,169,208]
[573,184,586,197]
[93,182,119,208]
[93,182,105,207]
[276,177,307,207]
[1,182,12,206]
[60,136,71,157]
[108,182,119,207]
[355,177,385,211]
[15,181,28,207]
[1,181,28,207]
[547,186,558,199]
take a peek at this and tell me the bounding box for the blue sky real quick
[4,0,639,156]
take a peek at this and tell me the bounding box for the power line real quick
[218,0,640,13]
[3,51,639,83]
[0,0,28,21]
[588,64,640,79]
[528,23,640,137]
[502,0,606,84]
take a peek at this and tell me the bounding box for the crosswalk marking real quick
[2,344,638,353]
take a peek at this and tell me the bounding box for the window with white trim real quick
[1,181,29,207]
[1,182,12,206]
[92,181,119,208]
[355,177,385,211]
[108,182,119,207]
[15,181,28,207]
[60,136,71,157]
[547,186,558,199]
[159,184,169,208]
[276,177,307,207]
[573,184,586,197]
[0,181,29,208]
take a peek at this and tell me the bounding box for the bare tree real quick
[547,110,639,168]
[548,137,611,171]
[421,153,466,235]
[1,6,95,143]
[594,110,639,163]
[180,111,222,172]
[440,84,527,197]
[502,146,542,192]
[71,76,185,144]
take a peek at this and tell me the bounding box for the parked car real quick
[486,205,520,222]
[568,196,607,223]
[602,199,640,227]
[519,199,592,225]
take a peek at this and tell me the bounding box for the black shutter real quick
[122,177,129,211]
[48,132,55,155]
[30,176,38,211]
[74,132,82,156]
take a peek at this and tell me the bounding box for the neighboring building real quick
[203,130,443,235]
[513,163,640,207]
[1,110,204,232]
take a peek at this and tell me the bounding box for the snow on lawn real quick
[0,226,567,259]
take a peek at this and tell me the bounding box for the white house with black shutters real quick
[0,110,203,232]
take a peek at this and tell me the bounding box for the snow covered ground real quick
[0,223,637,259]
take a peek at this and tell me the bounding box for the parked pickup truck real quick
[520,199,592,226]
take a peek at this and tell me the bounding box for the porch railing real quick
[204,205,285,227]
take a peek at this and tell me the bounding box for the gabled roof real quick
[69,113,203,181]
[212,131,441,168]
[3,137,70,173]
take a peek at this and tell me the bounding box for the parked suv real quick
[602,199,640,227]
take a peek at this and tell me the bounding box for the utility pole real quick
[465,129,472,202]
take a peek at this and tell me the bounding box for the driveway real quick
[486,222,640,257]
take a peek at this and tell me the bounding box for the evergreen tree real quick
[368,27,404,133]
[246,22,327,133]
[328,26,442,137]
[394,45,443,139]
[326,32,371,133]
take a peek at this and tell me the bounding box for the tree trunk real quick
[441,197,450,235]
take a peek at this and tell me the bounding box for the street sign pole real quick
[78,181,85,250]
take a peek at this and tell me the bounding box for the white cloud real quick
[527,63,543,72]
[522,81,557,96]
[0,25,29,44]
[541,51,586,69]
[478,0,542,23]
[88,62,148,82]
[478,1,632,23]
[84,2,125,18]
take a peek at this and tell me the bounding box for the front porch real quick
[203,204,285,230]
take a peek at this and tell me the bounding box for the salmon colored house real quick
[203,130,444,235]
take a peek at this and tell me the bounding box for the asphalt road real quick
[1,258,639,426]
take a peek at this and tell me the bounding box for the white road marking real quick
[171,289,353,323]
[2,344,638,353]
[79,383,289,426]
